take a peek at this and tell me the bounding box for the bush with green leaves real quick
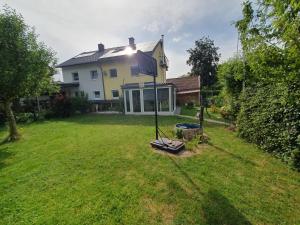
[70,95,90,114]
[237,83,300,169]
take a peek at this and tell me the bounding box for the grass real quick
[0,114,299,225]
[180,105,225,122]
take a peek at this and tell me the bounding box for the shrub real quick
[175,128,183,139]
[15,112,34,123]
[209,104,219,113]
[0,109,6,126]
[70,95,90,113]
[237,83,300,169]
[50,94,73,118]
[186,102,194,109]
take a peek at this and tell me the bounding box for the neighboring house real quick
[56,37,176,115]
[167,76,200,105]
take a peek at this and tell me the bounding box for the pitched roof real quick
[57,41,159,68]
[166,76,200,92]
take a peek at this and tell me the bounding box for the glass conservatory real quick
[122,83,176,115]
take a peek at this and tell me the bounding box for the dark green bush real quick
[237,83,300,169]
[186,102,194,109]
[50,94,73,118]
[70,95,90,113]
[175,128,183,139]
[15,112,34,123]
[0,110,6,126]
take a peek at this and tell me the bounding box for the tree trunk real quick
[4,101,20,141]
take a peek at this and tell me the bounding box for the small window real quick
[112,90,119,99]
[90,70,98,80]
[110,69,117,77]
[131,65,139,76]
[94,91,100,99]
[72,72,79,81]
[80,91,85,97]
[75,91,79,97]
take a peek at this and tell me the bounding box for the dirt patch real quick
[151,144,209,158]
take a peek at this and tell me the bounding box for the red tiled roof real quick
[166,76,199,92]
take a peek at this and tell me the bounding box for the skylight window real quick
[75,52,95,58]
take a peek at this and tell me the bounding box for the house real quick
[56,37,176,115]
[166,76,200,105]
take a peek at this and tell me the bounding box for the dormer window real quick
[72,72,79,81]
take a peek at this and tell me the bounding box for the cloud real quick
[2,0,243,78]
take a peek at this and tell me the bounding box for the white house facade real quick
[61,63,105,101]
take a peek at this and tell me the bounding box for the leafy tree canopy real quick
[187,37,220,87]
[0,5,58,141]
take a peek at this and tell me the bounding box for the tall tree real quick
[187,37,220,136]
[0,6,57,141]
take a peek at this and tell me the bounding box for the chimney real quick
[128,37,136,49]
[98,43,104,52]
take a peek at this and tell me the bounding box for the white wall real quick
[62,63,104,100]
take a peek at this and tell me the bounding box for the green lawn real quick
[180,105,225,122]
[0,115,299,225]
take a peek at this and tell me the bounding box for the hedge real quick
[237,82,300,169]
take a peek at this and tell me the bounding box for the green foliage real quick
[70,95,90,114]
[217,56,244,120]
[229,0,300,169]
[0,6,58,101]
[237,83,300,169]
[187,37,220,87]
[175,128,183,139]
[49,94,73,118]
[186,102,194,109]
[15,112,34,123]
[0,5,57,140]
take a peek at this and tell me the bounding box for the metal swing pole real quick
[154,75,158,140]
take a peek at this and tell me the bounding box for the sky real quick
[2,0,243,80]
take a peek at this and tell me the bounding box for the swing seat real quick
[150,138,185,154]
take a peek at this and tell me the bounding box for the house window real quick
[94,91,100,99]
[143,89,155,112]
[90,70,98,80]
[131,65,139,76]
[112,90,119,99]
[158,88,169,111]
[72,72,79,81]
[110,69,117,77]
[75,91,79,97]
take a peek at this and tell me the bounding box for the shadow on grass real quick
[208,142,257,166]
[202,189,252,225]
[168,155,252,225]
[0,146,13,169]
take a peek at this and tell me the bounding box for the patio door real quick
[132,90,141,112]
[125,90,131,113]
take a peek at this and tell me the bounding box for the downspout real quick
[99,63,106,101]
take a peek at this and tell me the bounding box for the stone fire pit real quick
[175,123,202,140]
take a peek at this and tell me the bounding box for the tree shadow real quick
[0,146,13,169]
[202,189,252,225]
[167,156,252,225]
[208,142,257,166]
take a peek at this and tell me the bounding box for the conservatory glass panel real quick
[143,89,155,112]
[158,88,169,112]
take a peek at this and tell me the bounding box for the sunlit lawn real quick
[0,114,299,224]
